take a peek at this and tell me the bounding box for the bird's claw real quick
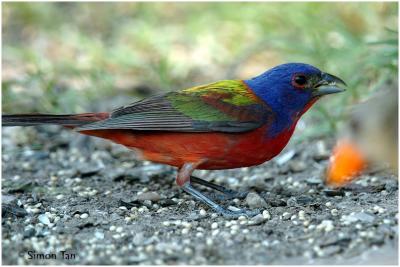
[216,207,260,218]
[209,190,249,201]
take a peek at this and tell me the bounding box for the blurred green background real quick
[2,2,398,140]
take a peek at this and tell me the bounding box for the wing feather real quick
[76,80,273,133]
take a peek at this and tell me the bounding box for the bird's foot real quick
[182,182,258,219]
[215,206,260,218]
[209,191,248,201]
[190,176,249,200]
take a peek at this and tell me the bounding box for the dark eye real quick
[292,74,308,88]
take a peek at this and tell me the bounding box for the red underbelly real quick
[80,125,295,170]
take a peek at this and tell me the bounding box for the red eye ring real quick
[292,73,308,89]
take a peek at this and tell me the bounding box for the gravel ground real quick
[2,126,398,265]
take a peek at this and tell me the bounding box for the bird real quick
[326,87,397,187]
[3,63,346,217]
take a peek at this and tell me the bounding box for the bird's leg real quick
[177,163,258,218]
[190,176,248,200]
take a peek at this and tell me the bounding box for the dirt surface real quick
[2,126,398,265]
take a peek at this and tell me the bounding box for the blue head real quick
[244,63,345,136]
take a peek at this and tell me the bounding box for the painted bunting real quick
[3,63,346,217]
[326,87,397,187]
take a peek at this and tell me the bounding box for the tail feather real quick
[2,113,110,127]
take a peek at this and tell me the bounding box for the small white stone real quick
[199,209,207,216]
[109,225,116,231]
[145,244,154,253]
[331,209,339,216]
[116,226,123,233]
[325,202,332,207]
[196,232,204,238]
[282,212,291,220]
[211,222,218,229]
[162,221,170,227]
[184,247,193,255]
[80,213,89,219]
[32,208,41,214]
[262,210,271,220]
[113,234,121,239]
[238,215,247,221]
[38,214,51,225]
[231,225,239,231]
[383,219,391,224]
[95,231,104,239]
[298,210,306,220]
[181,228,189,235]
[182,222,192,228]
[317,220,334,232]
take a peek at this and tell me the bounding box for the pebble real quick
[31,208,41,214]
[137,192,161,202]
[244,175,266,189]
[282,212,291,220]
[80,213,89,219]
[211,229,220,236]
[238,215,247,221]
[231,225,239,231]
[199,209,207,216]
[331,209,339,216]
[342,212,375,223]
[313,141,330,160]
[383,219,391,224]
[211,222,218,229]
[248,214,267,226]
[184,247,193,255]
[38,214,51,226]
[262,210,271,220]
[196,232,204,238]
[289,161,307,172]
[298,210,306,220]
[373,205,386,214]
[95,231,104,239]
[317,220,334,232]
[245,192,267,208]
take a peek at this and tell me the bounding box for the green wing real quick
[76,80,273,133]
